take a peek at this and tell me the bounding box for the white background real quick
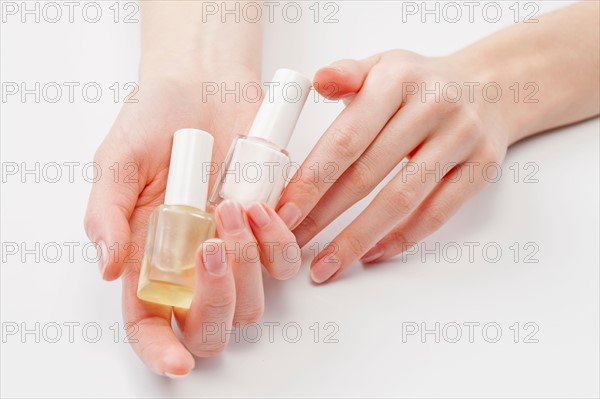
[1,1,599,397]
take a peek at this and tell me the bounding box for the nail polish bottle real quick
[210,69,311,208]
[137,129,215,309]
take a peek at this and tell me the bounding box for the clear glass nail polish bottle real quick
[210,69,311,208]
[137,129,215,309]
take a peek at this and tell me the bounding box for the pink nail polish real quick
[247,202,271,229]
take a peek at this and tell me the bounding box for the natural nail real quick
[97,240,108,278]
[247,202,271,229]
[277,202,302,229]
[311,253,341,284]
[325,65,343,73]
[361,245,384,264]
[202,241,227,276]
[164,372,189,379]
[218,201,245,234]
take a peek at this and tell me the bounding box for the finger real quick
[215,200,264,326]
[313,56,379,99]
[310,137,471,283]
[293,101,437,247]
[246,202,301,280]
[122,263,195,378]
[361,163,488,263]
[84,143,143,281]
[119,183,194,378]
[277,56,406,230]
[171,240,236,357]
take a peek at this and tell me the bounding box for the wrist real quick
[139,57,260,88]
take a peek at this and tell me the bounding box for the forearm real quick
[452,1,600,145]
[139,0,262,82]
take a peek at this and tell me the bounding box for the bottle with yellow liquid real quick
[137,128,215,309]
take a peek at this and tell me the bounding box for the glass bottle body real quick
[137,204,215,309]
[211,135,291,208]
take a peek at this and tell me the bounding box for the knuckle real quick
[272,258,301,281]
[342,161,374,198]
[187,341,226,358]
[327,124,362,160]
[233,302,265,326]
[385,185,419,217]
[294,174,321,200]
[478,141,503,164]
[202,294,236,319]
[463,111,485,135]
[345,235,369,258]
[453,109,485,142]
[424,205,451,232]
[428,91,458,113]
[296,213,319,242]
[381,229,415,254]
[401,64,430,85]
[388,229,410,247]
[372,62,401,83]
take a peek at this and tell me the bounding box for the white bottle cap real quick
[247,68,312,149]
[164,128,214,211]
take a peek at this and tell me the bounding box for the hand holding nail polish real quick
[136,129,216,309]
[210,69,312,209]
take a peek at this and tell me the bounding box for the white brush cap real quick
[164,128,214,211]
[247,68,312,149]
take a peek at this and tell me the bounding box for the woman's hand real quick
[280,1,600,285]
[83,72,300,376]
[278,50,511,283]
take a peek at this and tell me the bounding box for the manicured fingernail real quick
[361,245,384,264]
[97,240,108,278]
[324,65,343,73]
[340,93,356,104]
[247,202,271,229]
[202,241,227,276]
[311,253,341,284]
[218,201,245,234]
[277,202,302,229]
[164,372,189,379]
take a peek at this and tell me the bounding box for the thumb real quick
[313,55,381,101]
[84,146,141,281]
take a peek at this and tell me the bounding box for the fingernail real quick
[324,65,343,73]
[247,202,271,229]
[202,241,227,276]
[340,93,356,104]
[164,372,189,379]
[218,201,245,234]
[361,245,384,264]
[311,252,341,284]
[277,202,302,229]
[97,240,108,278]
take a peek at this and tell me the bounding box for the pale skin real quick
[280,1,600,281]
[84,2,300,377]
[84,1,599,376]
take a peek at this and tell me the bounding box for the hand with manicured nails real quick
[278,2,600,284]
[83,76,301,377]
[278,51,507,283]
